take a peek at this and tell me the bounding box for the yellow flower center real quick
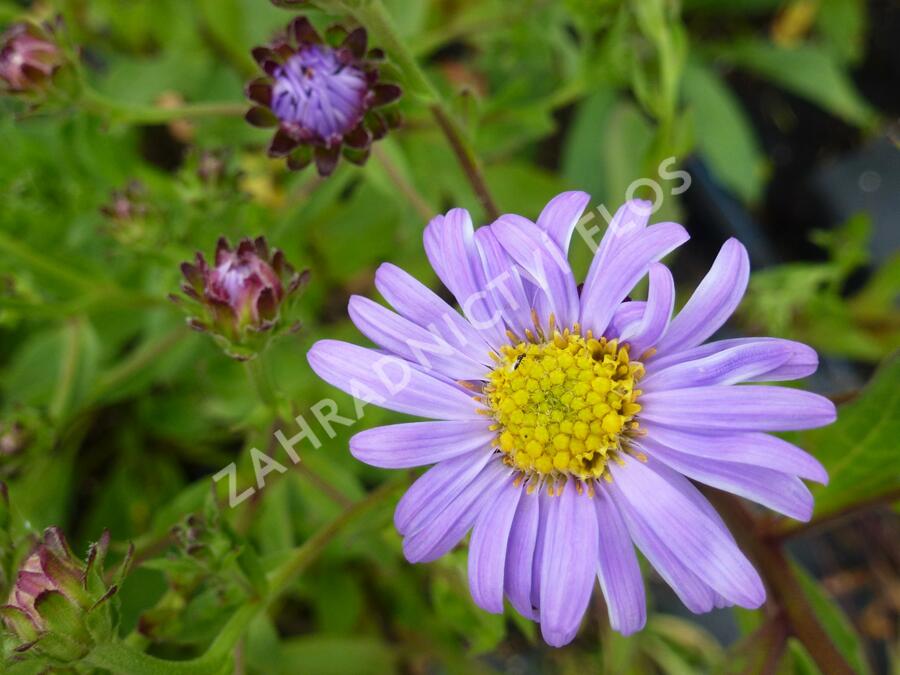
[485,331,644,481]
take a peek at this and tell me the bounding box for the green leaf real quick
[276,636,396,675]
[4,320,100,422]
[561,88,619,201]
[816,0,867,64]
[642,615,725,673]
[712,40,876,127]
[793,565,873,675]
[600,100,656,205]
[800,354,900,517]
[33,591,90,652]
[682,61,766,202]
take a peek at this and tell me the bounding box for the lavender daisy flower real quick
[245,17,401,176]
[307,193,836,647]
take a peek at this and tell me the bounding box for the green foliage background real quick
[0,0,897,673]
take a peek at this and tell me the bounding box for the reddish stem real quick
[773,487,900,540]
[704,490,856,675]
[429,104,500,221]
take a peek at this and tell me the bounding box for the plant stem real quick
[773,486,900,540]
[49,318,83,422]
[82,88,246,125]
[85,478,403,674]
[85,604,258,675]
[429,104,499,220]
[347,0,500,220]
[0,230,96,290]
[244,353,279,411]
[372,144,435,221]
[704,490,856,675]
[91,327,187,404]
[266,476,405,596]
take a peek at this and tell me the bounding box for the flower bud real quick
[0,21,64,96]
[245,17,401,175]
[1,528,120,664]
[196,150,228,186]
[100,181,148,224]
[0,422,26,457]
[99,180,151,246]
[176,236,308,359]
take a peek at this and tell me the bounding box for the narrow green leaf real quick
[793,565,873,675]
[682,61,766,202]
[800,355,900,516]
[712,40,876,126]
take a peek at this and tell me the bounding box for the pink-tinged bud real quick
[195,149,228,185]
[176,236,308,359]
[0,22,64,94]
[99,181,150,245]
[4,529,86,630]
[0,422,26,456]
[99,181,148,224]
[1,528,120,663]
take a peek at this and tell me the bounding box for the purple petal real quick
[607,483,718,613]
[606,301,646,339]
[580,223,689,336]
[609,455,765,608]
[530,490,551,614]
[638,436,815,520]
[307,340,482,421]
[468,477,522,613]
[639,385,837,432]
[641,341,794,392]
[374,263,491,360]
[504,484,541,620]
[402,458,509,563]
[394,450,494,535]
[535,191,591,255]
[475,226,534,336]
[424,210,507,346]
[585,200,654,291]
[648,337,819,382]
[539,485,598,647]
[350,420,495,469]
[655,239,749,355]
[492,215,580,330]
[593,490,646,634]
[619,263,674,357]
[348,295,488,380]
[641,423,828,483]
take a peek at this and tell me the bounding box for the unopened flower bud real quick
[176,236,308,359]
[0,21,64,96]
[0,422,26,457]
[1,528,120,664]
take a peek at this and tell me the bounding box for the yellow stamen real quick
[484,330,643,481]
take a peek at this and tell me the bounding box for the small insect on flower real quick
[307,193,836,647]
[245,17,401,175]
[174,236,309,360]
[0,20,65,98]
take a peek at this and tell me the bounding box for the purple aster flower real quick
[245,17,401,175]
[307,193,836,647]
[175,237,308,360]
